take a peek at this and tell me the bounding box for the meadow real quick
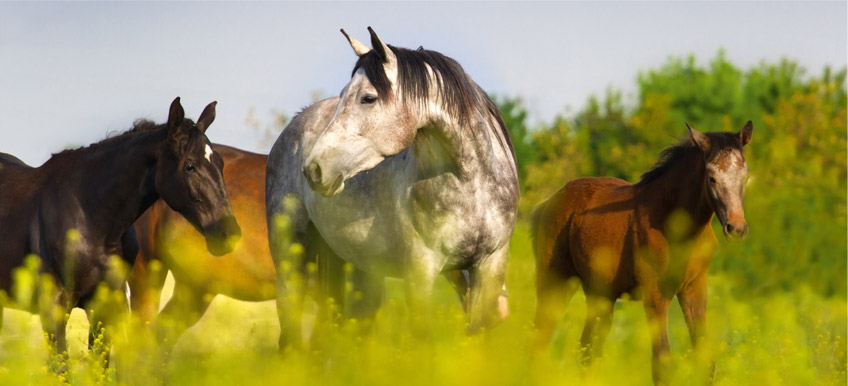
[0,225,844,385]
[0,54,845,385]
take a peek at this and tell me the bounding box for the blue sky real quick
[1,2,845,165]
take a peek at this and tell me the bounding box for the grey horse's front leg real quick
[269,215,306,352]
[349,268,385,321]
[468,244,509,334]
[403,247,441,339]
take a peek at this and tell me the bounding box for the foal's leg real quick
[678,275,715,380]
[644,290,672,385]
[156,281,213,356]
[579,294,614,364]
[534,271,579,349]
[468,245,509,334]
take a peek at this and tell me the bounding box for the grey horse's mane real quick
[353,45,516,164]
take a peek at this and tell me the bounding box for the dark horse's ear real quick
[739,120,753,147]
[167,97,185,131]
[686,122,710,152]
[167,97,189,149]
[196,101,217,133]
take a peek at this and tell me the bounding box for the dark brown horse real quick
[128,144,508,350]
[0,97,240,360]
[532,121,752,383]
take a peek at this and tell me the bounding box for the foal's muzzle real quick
[723,220,749,239]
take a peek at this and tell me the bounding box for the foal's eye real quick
[709,176,717,185]
[184,162,196,172]
[361,95,378,105]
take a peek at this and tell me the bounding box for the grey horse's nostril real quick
[725,223,735,234]
[304,162,322,184]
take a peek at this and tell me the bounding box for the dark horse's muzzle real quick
[202,214,241,256]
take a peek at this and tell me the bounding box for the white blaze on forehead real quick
[204,144,213,162]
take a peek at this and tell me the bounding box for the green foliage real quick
[492,95,537,179]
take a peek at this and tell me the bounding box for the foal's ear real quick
[739,120,753,147]
[686,122,711,151]
[196,101,217,133]
[367,26,396,65]
[167,97,185,131]
[341,29,370,57]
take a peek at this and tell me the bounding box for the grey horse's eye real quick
[709,176,717,185]
[361,95,378,105]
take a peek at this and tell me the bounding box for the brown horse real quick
[532,121,752,383]
[129,144,506,349]
[128,144,271,345]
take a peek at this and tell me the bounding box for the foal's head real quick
[688,121,753,238]
[155,97,241,255]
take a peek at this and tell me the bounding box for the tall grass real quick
[1,224,844,385]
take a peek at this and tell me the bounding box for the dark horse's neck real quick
[46,128,167,253]
[635,149,713,237]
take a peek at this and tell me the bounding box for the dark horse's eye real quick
[184,162,196,172]
[361,95,378,105]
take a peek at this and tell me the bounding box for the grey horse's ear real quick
[739,120,753,146]
[686,122,711,152]
[341,28,370,57]
[367,26,395,65]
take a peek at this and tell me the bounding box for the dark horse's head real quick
[688,121,753,239]
[155,97,241,255]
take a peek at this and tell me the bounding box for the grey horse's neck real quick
[414,109,516,185]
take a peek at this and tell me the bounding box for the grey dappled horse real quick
[265,28,519,348]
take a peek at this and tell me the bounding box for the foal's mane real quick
[353,45,515,161]
[637,131,743,185]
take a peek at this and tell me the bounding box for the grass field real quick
[1,224,845,385]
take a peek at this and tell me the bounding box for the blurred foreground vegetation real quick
[1,53,845,385]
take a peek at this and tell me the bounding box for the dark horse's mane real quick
[637,131,743,185]
[52,118,194,158]
[352,45,515,162]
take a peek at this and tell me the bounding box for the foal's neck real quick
[639,152,714,233]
